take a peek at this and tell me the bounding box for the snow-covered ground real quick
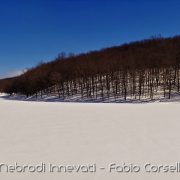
[0,95,180,180]
[3,91,180,103]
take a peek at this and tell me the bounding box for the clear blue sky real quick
[0,0,180,78]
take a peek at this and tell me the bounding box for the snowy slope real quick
[0,96,180,180]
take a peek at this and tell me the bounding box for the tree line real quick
[1,36,180,101]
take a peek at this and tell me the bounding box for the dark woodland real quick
[1,36,180,102]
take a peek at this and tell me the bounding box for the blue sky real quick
[0,0,180,78]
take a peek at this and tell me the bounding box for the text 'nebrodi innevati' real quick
[1,162,180,174]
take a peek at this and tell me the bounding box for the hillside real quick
[1,36,180,102]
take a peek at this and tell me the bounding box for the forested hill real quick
[1,36,180,102]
